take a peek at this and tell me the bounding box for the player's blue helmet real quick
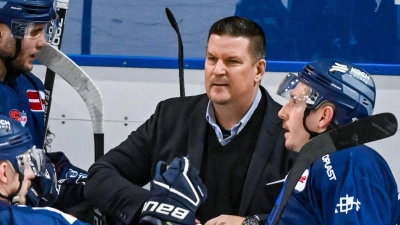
[0,0,56,39]
[0,114,45,176]
[277,58,375,126]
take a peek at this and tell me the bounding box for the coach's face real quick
[204,34,264,107]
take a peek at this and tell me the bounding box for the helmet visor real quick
[10,18,59,44]
[17,146,45,177]
[276,73,319,106]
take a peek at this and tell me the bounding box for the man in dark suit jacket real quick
[85,16,296,225]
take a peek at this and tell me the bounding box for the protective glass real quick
[276,73,319,106]
[10,19,59,43]
[16,146,46,177]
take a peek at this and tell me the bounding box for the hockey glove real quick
[46,152,87,211]
[139,157,207,225]
[26,156,58,207]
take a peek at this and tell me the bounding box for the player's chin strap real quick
[303,108,319,139]
[0,38,22,78]
[0,172,24,205]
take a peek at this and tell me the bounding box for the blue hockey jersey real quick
[0,200,89,225]
[0,73,59,207]
[0,73,88,215]
[267,145,399,225]
[0,73,45,149]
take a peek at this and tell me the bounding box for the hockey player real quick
[0,114,89,225]
[0,0,51,147]
[266,58,398,224]
[0,0,89,221]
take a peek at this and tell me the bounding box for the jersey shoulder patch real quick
[294,169,309,192]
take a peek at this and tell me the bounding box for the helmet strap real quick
[0,38,22,78]
[9,39,21,62]
[0,38,21,62]
[303,107,319,139]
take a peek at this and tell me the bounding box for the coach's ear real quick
[254,59,266,84]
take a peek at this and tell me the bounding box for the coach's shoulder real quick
[160,93,208,108]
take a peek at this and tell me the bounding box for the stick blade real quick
[165,7,185,97]
[165,8,180,34]
[330,112,397,150]
[37,44,104,134]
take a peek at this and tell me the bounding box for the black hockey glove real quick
[139,157,207,225]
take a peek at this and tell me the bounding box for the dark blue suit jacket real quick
[85,86,296,224]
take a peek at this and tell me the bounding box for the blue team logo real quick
[335,194,361,214]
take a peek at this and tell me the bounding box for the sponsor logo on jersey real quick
[335,194,361,214]
[9,109,27,127]
[322,154,336,180]
[27,90,46,112]
[294,169,309,192]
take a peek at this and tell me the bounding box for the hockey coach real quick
[85,16,297,225]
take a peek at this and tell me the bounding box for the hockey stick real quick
[36,44,106,225]
[36,44,105,166]
[43,0,69,149]
[165,8,185,97]
[269,112,398,225]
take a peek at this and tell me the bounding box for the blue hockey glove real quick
[139,157,207,225]
[26,156,58,207]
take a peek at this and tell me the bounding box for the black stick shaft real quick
[94,133,104,161]
[165,8,185,97]
[43,4,68,149]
